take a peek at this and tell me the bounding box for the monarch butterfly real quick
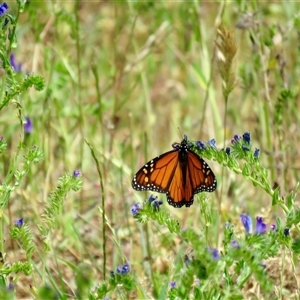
[132,135,217,208]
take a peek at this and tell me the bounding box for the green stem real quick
[85,140,107,280]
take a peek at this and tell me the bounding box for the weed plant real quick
[0,1,299,299]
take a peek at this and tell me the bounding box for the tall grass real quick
[0,1,299,299]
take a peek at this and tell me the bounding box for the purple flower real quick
[231,134,241,144]
[152,200,163,210]
[116,263,130,275]
[270,224,276,231]
[240,214,252,234]
[209,248,220,260]
[284,228,290,236]
[170,281,176,289]
[7,283,14,291]
[121,263,130,274]
[231,240,240,249]
[255,217,267,234]
[73,170,81,178]
[242,132,250,144]
[116,265,123,274]
[10,54,22,72]
[196,140,206,150]
[24,117,33,133]
[225,147,230,155]
[131,203,142,216]
[0,3,8,16]
[148,194,158,203]
[207,139,217,149]
[254,148,260,158]
[15,218,24,227]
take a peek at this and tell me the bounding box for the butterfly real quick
[132,135,217,208]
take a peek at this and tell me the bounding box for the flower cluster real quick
[195,132,259,159]
[229,132,259,158]
[110,263,130,276]
[148,194,163,210]
[240,214,269,234]
[196,138,217,150]
[131,195,163,216]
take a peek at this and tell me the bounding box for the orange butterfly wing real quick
[132,150,179,193]
[132,137,217,208]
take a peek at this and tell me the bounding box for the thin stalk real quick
[74,0,85,212]
[85,140,107,280]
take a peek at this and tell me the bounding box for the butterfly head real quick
[172,135,192,151]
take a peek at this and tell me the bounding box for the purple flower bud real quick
[225,147,230,155]
[232,134,241,144]
[131,203,142,216]
[116,265,123,274]
[240,214,252,234]
[10,54,22,72]
[254,148,260,158]
[242,132,250,144]
[24,117,33,134]
[121,263,130,274]
[148,194,158,203]
[255,217,267,234]
[208,248,220,260]
[0,3,8,16]
[73,170,81,178]
[196,140,206,150]
[7,283,14,291]
[207,139,217,149]
[242,145,250,151]
[231,240,240,249]
[15,218,24,227]
[152,200,163,210]
[270,224,276,231]
[170,281,176,289]
[284,228,290,236]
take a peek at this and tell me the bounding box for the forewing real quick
[132,150,179,193]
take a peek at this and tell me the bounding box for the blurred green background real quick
[2,1,300,298]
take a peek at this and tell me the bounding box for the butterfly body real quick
[132,136,217,208]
